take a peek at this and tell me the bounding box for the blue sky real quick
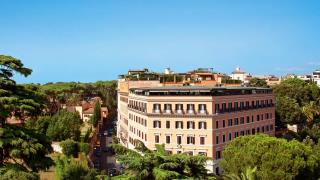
[1,0,320,83]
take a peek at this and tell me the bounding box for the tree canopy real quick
[0,55,53,176]
[248,78,268,87]
[46,110,82,141]
[111,143,211,180]
[221,134,320,180]
[273,78,320,125]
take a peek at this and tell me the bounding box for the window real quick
[245,101,250,108]
[240,117,244,124]
[200,137,205,145]
[216,150,221,159]
[234,102,239,110]
[177,150,182,154]
[257,115,260,121]
[216,121,219,129]
[262,126,265,132]
[199,152,207,156]
[166,136,171,144]
[187,104,195,113]
[234,118,239,125]
[252,128,256,135]
[164,104,172,113]
[155,135,159,143]
[246,116,250,123]
[256,100,260,107]
[175,104,183,113]
[228,119,233,126]
[176,121,183,129]
[153,120,161,128]
[223,120,226,128]
[199,104,206,114]
[145,134,147,140]
[240,102,244,109]
[153,104,161,113]
[266,125,269,132]
[240,131,244,136]
[257,127,260,133]
[229,133,232,140]
[199,121,207,129]
[252,115,254,122]
[166,121,170,129]
[266,113,269,119]
[234,132,239,138]
[187,121,195,129]
[251,101,255,108]
[228,102,233,111]
[187,136,195,144]
[216,136,219,144]
[270,113,273,119]
[223,134,226,143]
[177,136,182,144]
[270,125,274,131]
[215,104,220,113]
[221,103,226,112]
[261,114,264,120]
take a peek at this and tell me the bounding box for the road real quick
[93,114,118,172]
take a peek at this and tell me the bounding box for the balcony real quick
[153,109,161,113]
[175,109,184,114]
[198,109,207,114]
[187,109,195,114]
[164,109,172,114]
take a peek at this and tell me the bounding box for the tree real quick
[111,143,209,180]
[221,134,319,180]
[248,78,268,88]
[46,110,82,141]
[0,55,53,174]
[60,139,79,157]
[91,101,101,127]
[302,101,320,126]
[54,154,97,180]
[276,96,303,125]
[273,78,320,131]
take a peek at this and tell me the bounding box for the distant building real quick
[63,97,108,122]
[230,67,251,84]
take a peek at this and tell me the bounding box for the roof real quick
[130,86,271,92]
[83,107,94,114]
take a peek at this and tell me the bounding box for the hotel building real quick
[117,70,275,173]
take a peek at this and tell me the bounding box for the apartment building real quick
[117,82,275,173]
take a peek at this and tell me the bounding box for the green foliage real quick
[54,155,97,180]
[91,102,101,127]
[221,134,319,180]
[248,78,268,87]
[38,80,117,112]
[25,116,51,135]
[276,96,303,124]
[60,139,79,157]
[46,110,82,141]
[79,142,90,155]
[83,127,92,143]
[0,164,39,180]
[221,79,242,84]
[0,55,53,176]
[111,143,209,180]
[273,78,320,125]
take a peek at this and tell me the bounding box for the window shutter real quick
[204,122,207,129]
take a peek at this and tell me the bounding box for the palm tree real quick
[302,101,320,126]
[223,166,257,180]
[111,142,210,180]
